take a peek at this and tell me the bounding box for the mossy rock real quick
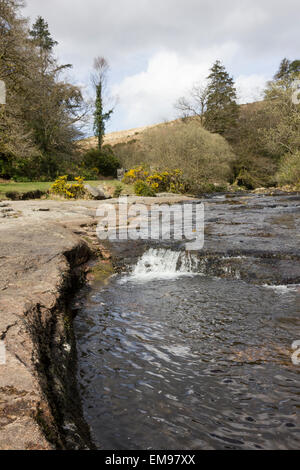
[89,261,114,282]
[21,190,47,200]
[5,191,22,200]
[5,190,47,201]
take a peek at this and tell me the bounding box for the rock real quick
[157,192,182,198]
[84,184,106,200]
[5,191,22,201]
[5,190,46,201]
[253,187,267,194]
[21,190,46,200]
[1,208,13,213]
[0,222,94,450]
[97,184,113,199]
[98,243,112,260]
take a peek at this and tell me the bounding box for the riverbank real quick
[0,180,135,200]
[0,192,299,449]
[0,221,95,449]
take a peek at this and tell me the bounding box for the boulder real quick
[84,184,106,200]
[156,192,181,198]
[97,185,113,199]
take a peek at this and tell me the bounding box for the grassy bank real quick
[0,180,134,200]
[0,181,53,196]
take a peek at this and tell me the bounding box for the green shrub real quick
[134,180,156,197]
[83,146,120,177]
[277,151,300,186]
[234,169,260,190]
[2,151,88,182]
[113,183,123,198]
[214,184,228,193]
[79,167,100,180]
[11,176,32,183]
[194,183,228,194]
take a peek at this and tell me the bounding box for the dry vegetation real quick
[78,120,181,150]
[114,120,234,189]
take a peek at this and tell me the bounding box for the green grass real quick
[0,180,134,199]
[102,180,135,196]
[0,181,52,196]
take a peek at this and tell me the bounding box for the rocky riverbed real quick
[0,192,299,450]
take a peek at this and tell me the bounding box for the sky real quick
[23,0,300,134]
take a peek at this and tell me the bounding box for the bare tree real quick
[175,83,209,126]
[91,57,109,88]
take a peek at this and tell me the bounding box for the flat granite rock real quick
[0,221,91,450]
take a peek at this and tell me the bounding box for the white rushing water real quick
[263,284,300,294]
[120,248,200,283]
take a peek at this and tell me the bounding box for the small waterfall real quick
[122,248,200,283]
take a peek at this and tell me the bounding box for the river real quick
[74,242,300,450]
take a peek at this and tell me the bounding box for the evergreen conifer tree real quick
[205,60,239,136]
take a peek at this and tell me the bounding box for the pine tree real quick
[29,16,58,52]
[205,60,239,136]
[274,58,291,81]
[274,58,300,84]
[290,60,300,76]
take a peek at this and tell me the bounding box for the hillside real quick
[78,118,189,150]
[79,123,160,150]
[79,102,264,151]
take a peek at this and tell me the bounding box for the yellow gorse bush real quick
[122,167,189,194]
[122,166,149,184]
[49,175,86,199]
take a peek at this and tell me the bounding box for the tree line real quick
[1,0,300,190]
[174,58,300,188]
[0,0,115,181]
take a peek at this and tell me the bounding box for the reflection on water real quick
[75,271,300,450]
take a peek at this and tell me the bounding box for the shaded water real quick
[75,249,300,450]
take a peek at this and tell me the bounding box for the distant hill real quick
[78,123,162,151]
[78,118,193,151]
[79,101,264,151]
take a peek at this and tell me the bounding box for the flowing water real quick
[75,248,300,450]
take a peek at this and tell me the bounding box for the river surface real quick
[74,248,300,450]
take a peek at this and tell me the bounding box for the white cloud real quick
[23,0,299,131]
[236,74,267,104]
[110,46,267,129]
[111,49,208,128]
